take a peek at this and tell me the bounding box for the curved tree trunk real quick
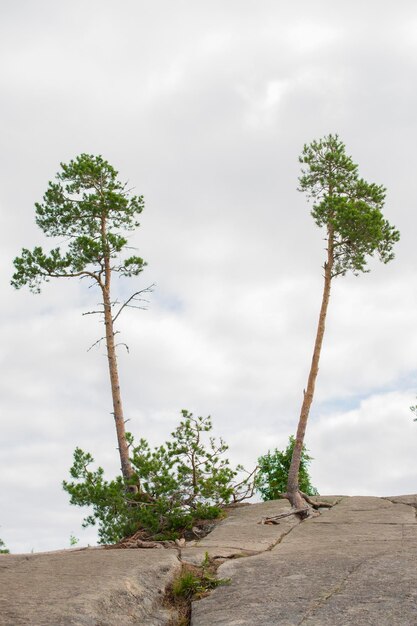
[286,226,334,512]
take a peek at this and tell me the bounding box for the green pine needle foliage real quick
[299,134,399,277]
[63,411,253,544]
[11,154,146,293]
[256,436,318,501]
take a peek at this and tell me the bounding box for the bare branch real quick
[82,310,103,317]
[231,466,258,503]
[115,342,130,353]
[87,336,106,352]
[112,284,155,324]
[87,281,101,290]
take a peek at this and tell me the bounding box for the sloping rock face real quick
[1,496,417,625]
[0,547,180,626]
[182,499,302,563]
[0,500,299,626]
[191,495,417,626]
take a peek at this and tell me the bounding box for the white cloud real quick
[283,21,342,55]
[309,391,417,496]
[238,79,289,129]
[1,0,417,553]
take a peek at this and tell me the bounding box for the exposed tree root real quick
[260,492,335,525]
[300,492,335,509]
[259,507,309,525]
[105,537,170,549]
[105,518,220,550]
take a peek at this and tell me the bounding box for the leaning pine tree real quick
[12,155,150,488]
[285,135,400,514]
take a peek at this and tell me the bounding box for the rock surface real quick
[0,501,298,626]
[0,547,180,626]
[191,495,417,626]
[2,496,417,625]
[182,499,302,564]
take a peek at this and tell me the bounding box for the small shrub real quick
[166,554,230,626]
[63,411,254,544]
[173,553,229,601]
[256,435,318,500]
[0,538,9,554]
[172,570,202,599]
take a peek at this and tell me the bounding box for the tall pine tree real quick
[12,154,149,488]
[286,135,399,513]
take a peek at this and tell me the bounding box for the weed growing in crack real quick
[166,552,230,625]
[173,554,230,599]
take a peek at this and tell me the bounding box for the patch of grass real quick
[166,553,230,625]
[172,569,202,599]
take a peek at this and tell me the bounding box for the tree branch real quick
[87,336,106,352]
[112,284,155,324]
[231,466,258,502]
[82,309,103,316]
[115,342,130,353]
[46,269,100,283]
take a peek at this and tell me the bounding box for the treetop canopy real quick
[298,134,400,276]
[11,154,146,293]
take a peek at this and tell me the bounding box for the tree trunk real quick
[102,286,136,483]
[286,226,334,511]
[100,211,136,486]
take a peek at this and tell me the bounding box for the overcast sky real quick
[1,1,416,553]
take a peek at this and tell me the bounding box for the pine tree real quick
[12,155,150,486]
[286,135,399,513]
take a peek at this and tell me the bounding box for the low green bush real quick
[63,410,253,544]
[256,435,318,500]
[172,553,230,600]
[0,538,9,554]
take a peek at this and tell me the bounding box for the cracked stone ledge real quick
[3,496,415,625]
[190,495,417,626]
[179,500,304,566]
